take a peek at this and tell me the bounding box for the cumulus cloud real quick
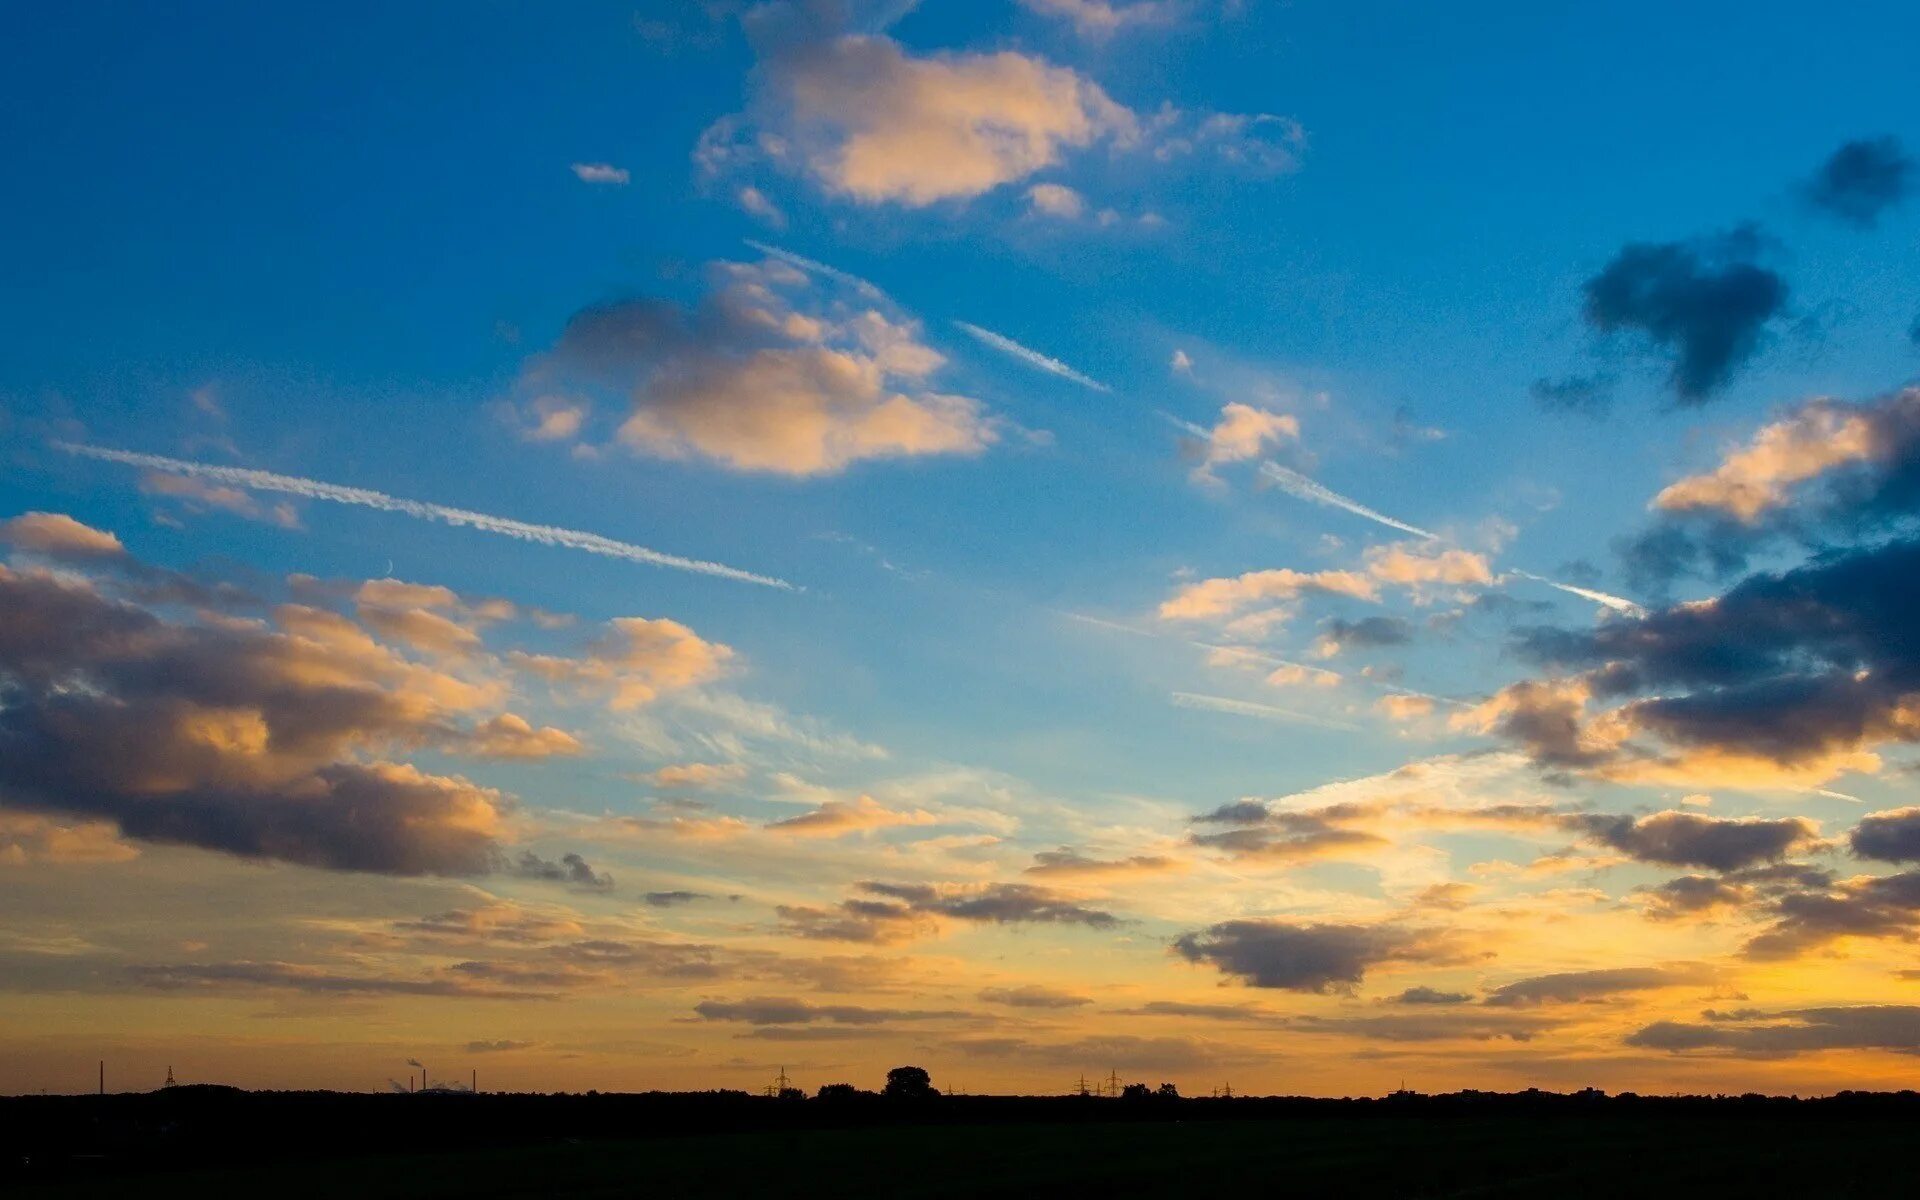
[1653,402,1879,523]
[1850,807,1920,862]
[1024,849,1184,880]
[1565,811,1822,873]
[1504,538,1920,786]
[1171,919,1447,992]
[751,35,1136,206]
[780,879,1119,943]
[1179,403,1299,485]
[518,259,998,475]
[511,617,733,710]
[1801,136,1912,228]
[1579,224,1788,403]
[1,512,126,559]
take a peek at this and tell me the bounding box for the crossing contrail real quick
[953,321,1111,393]
[57,443,794,590]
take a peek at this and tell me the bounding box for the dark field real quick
[9,1090,1920,1198]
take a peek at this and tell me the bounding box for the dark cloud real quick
[1391,986,1473,1005]
[1193,799,1272,825]
[1580,224,1787,402]
[511,850,615,891]
[1617,387,1920,589]
[464,1040,535,1053]
[692,996,965,1025]
[1290,1013,1553,1042]
[130,960,560,1001]
[977,985,1091,1009]
[1320,615,1413,650]
[1530,374,1613,417]
[1849,807,1920,863]
[1566,811,1821,873]
[1110,1000,1278,1022]
[857,881,1120,928]
[1482,964,1715,1007]
[1743,869,1920,959]
[1801,137,1913,228]
[1515,535,1920,773]
[644,890,711,907]
[1628,1005,1920,1057]
[0,560,527,875]
[1172,919,1443,993]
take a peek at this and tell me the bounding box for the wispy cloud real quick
[742,240,885,299]
[57,443,793,590]
[1258,462,1435,539]
[569,162,630,185]
[1170,691,1359,731]
[1506,570,1645,618]
[954,321,1111,393]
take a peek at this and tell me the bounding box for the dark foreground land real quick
[8,1089,1920,1198]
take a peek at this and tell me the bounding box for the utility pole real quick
[98,1061,103,1096]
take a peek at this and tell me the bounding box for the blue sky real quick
[4,0,1920,1095]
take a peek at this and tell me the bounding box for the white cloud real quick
[570,162,630,185]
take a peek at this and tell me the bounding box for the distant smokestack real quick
[99,1060,104,1096]
[471,1069,477,1094]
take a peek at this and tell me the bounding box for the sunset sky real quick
[7,0,1920,1098]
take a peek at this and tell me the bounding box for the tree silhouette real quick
[884,1066,937,1099]
[815,1083,864,1101]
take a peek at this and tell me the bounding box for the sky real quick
[4,0,1920,1098]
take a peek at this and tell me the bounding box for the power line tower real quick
[1075,1073,1092,1097]
[766,1066,793,1097]
[1104,1069,1122,1098]
[163,1065,176,1089]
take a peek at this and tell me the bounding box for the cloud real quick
[1315,616,1414,656]
[1801,136,1912,227]
[979,984,1092,1008]
[859,880,1120,927]
[1159,567,1376,621]
[692,996,965,1025]
[0,812,139,866]
[1504,570,1645,617]
[465,1040,535,1053]
[57,444,792,589]
[1024,849,1184,880]
[1507,537,1920,785]
[1851,807,1920,862]
[1171,919,1445,992]
[1391,986,1472,1005]
[756,35,1135,206]
[1481,964,1716,1007]
[1743,869,1920,959]
[468,714,584,759]
[1579,224,1788,402]
[1,512,125,559]
[570,162,630,185]
[1257,462,1436,539]
[644,890,709,907]
[1628,1005,1920,1057]
[519,260,998,476]
[510,617,733,711]
[1652,402,1880,523]
[953,320,1110,393]
[139,472,300,528]
[510,850,615,891]
[1019,0,1183,38]
[1566,811,1822,873]
[131,960,561,1001]
[649,762,749,790]
[1179,403,1299,484]
[1186,785,1558,866]
[1026,182,1087,219]
[763,795,937,837]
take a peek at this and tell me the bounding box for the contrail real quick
[1507,570,1644,618]
[743,240,885,299]
[1257,461,1436,540]
[1171,691,1360,731]
[57,443,794,591]
[953,321,1111,393]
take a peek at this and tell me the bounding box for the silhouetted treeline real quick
[7,1083,1920,1190]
